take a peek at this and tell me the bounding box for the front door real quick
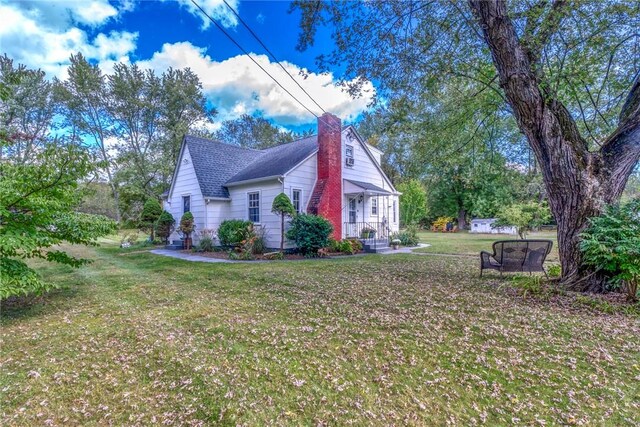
[348,197,357,223]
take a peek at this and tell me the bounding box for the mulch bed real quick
[179,250,343,261]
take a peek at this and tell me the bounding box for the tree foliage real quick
[494,201,552,239]
[215,114,312,149]
[272,192,296,251]
[396,180,427,226]
[0,140,116,299]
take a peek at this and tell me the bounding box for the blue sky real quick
[0,0,375,132]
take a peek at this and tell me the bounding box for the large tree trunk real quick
[469,0,640,292]
[457,208,467,231]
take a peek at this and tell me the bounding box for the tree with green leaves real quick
[272,192,296,251]
[494,201,552,239]
[0,55,56,163]
[396,180,427,226]
[215,114,312,149]
[55,53,120,222]
[293,0,640,292]
[0,139,116,299]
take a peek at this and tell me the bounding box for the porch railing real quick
[344,221,390,241]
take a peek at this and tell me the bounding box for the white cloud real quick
[174,0,239,29]
[138,42,375,126]
[0,1,136,78]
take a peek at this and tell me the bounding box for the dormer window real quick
[345,145,354,167]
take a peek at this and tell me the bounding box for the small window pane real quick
[371,198,378,215]
[292,189,301,214]
[183,196,190,213]
[248,192,260,223]
[393,200,397,223]
[346,145,354,158]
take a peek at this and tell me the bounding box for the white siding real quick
[227,179,283,249]
[166,146,206,243]
[341,131,399,237]
[283,153,317,214]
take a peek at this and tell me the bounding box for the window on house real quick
[393,200,397,223]
[345,145,354,166]
[371,198,378,216]
[248,192,260,223]
[292,189,302,214]
[183,195,190,214]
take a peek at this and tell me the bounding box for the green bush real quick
[155,211,175,244]
[391,225,420,247]
[580,198,640,302]
[139,198,162,240]
[286,214,333,255]
[196,229,216,252]
[347,238,363,252]
[218,219,254,247]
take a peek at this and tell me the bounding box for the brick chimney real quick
[307,112,342,239]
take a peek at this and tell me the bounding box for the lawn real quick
[415,230,560,261]
[1,238,638,425]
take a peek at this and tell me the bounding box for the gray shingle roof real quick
[345,179,393,194]
[185,136,262,198]
[225,135,318,184]
[182,134,319,198]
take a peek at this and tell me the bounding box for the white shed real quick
[470,218,517,235]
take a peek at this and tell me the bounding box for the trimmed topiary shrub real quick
[155,211,175,244]
[286,214,333,255]
[218,219,254,248]
[139,198,163,240]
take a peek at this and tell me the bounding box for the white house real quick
[470,218,517,235]
[163,113,400,249]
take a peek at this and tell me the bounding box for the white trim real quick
[247,190,261,224]
[204,197,232,201]
[167,138,188,200]
[291,187,303,214]
[226,175,282,187]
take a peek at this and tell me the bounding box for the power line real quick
[189,0,341,134]
[221,0,327,115]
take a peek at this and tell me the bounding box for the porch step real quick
[164,239,184,250]
[362,238,391,253]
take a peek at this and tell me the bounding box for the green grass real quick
[415,230,560,261]
[1,238,638,425]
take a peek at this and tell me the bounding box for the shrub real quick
[196,229,216,252]
[391,225,420,247]
[347,239,363,252]
[218,219,254,247]
[139,199,163,240]
[431,216,454,232]
[580,198,640,302]
[179,212,195,238]
[286,214,333,255]
[155,211,175,244]
[228,249,253,260]
[251,226,269,255]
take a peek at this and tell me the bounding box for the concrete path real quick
[150,244,432,264]
[150,249,261,263]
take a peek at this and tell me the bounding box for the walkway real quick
[150,244,432,264]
